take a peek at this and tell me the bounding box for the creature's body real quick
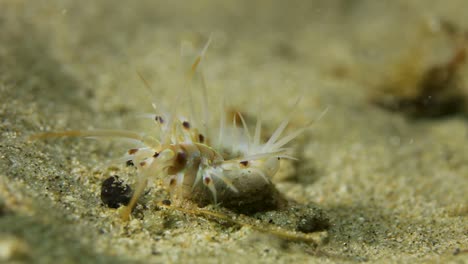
[30,37,325,220]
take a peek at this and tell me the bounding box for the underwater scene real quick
[1,1,467,263]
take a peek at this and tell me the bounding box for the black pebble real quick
[100,176,132,208]
[161,199,171,206]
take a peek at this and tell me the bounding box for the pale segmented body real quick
[31,38,320,220]
[119,106,294,219]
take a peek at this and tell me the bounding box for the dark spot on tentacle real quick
[140,161,146,167]
[153,152,159,158]
[182,121,190,129]
[204,177,211,185]
[169,178,177,186]
[176,152,187,166]
[240,161,249,167]
[198,134,205,143]
[126,160,134,167]
[128,148,138,155]
[155,116,164,124]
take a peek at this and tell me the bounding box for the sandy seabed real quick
[1,1,467,263]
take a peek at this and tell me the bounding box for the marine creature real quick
[30,37,326,220]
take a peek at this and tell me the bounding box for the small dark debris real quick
[100,176,132,208]
[161,199,171,206]
[297,214,330,233]
[453,248,468,256]
[126,160,134,167]
[254,203,330,233]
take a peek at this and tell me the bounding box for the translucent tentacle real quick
[263,97,301,151]
[202,174,217,204]
[213,171,238,193]
[217,96,226,148]
[120,171,148,221]
[247,167,270,183]
[253,111,263,149]
[29,129,160,148]
[236,111,252,152]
